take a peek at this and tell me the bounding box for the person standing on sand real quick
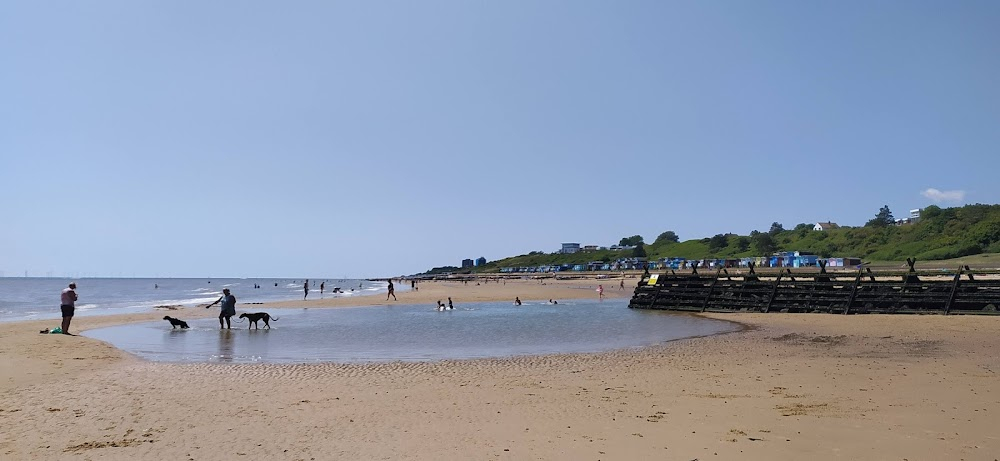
[387,279,396,301]
[598,284,604,301]
[59,282,78,335]
[206,288,237,329]
[303,279,310,299]
[619,279,625,290]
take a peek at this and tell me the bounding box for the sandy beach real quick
[1,277,998,460]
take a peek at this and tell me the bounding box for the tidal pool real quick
[83,298,739,363]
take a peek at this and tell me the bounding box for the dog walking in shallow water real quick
[163,316,190,329]
[238,312,279,329]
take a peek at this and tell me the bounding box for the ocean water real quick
[82,298,739,364]
[0,277,388,322]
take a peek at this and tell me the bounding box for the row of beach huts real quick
[498,252,863,274]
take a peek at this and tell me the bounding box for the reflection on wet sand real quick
[216,330,233,362]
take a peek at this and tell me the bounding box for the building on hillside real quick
[814,222,839,231]
[895,208,922,226]
[895,212,919,225]
[582,245,599,252]
[560,243,581,254]
[475,257,487,266]
[461,259,474,268]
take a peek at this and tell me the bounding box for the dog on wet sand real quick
[163,316,190,329]
[238,312,279,329]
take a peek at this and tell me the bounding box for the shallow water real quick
[84,298,738,364]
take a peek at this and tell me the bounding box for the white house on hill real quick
[814,222,839,231]
[560,243,581,254]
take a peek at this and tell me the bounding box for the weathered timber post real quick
[945,266,964,315]
[701,266,723,312]
[903,258,920,284]
[897,258,917,311]
[764,270,784,313]
[812,260,831,312]
[844,264,865,315]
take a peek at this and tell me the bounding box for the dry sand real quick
[1,278,998,460]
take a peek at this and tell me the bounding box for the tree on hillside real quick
[619,235,644,247]
[632,242,647,257]
[752,232,777,255]
[654,230,680,244]
[733,236,750,252]
[793,223,812,237]
[865,205,895,227]
[708,233,729,252]
[922,205,942,219]
[768,222,785,235]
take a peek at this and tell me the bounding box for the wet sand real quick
[1,278,998,460]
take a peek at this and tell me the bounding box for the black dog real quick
[163,316,190,329]
[238,312,279,329]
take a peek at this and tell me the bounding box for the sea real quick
[0,277,388,322]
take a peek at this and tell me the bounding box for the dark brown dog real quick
[238,312,279,329]
[163,316,190,329]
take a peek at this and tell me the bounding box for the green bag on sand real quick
[49,327,62,334]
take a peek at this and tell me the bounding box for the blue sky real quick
[2,1,998,278]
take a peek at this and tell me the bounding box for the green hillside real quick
[470,204,1000,272]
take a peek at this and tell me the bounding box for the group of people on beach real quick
[57,282,242,332]
[56,277,619,335]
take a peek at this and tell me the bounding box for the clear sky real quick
[2,1,998,278]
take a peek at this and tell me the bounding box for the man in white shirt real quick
[60,282,78,335]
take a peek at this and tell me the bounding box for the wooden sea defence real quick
[628,259,1000,315]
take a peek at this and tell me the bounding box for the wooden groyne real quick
[628,259,1000,315]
